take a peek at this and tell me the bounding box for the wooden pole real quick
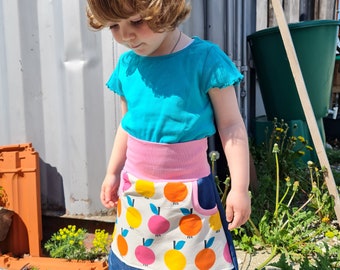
[271,0,340,224]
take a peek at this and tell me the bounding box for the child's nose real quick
[120,26,134,41]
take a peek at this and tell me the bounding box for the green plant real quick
[251,118,314,183]
[211,118,340,269]
[209,151,230,209]
[247,148,336,269]
[89,228,112,259]
[326,148,340,185]
[44,225,111,261]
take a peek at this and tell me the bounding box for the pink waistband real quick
[124,135,211,180]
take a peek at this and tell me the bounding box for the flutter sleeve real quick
[106,57,124,97]
[202,45,243,93]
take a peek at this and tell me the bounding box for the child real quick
[87,1,251,269]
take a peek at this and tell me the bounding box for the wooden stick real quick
[271,0,340,224]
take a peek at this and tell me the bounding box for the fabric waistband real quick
[124,135,211,180]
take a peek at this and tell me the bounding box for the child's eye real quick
[131,19,144,26]
[109,24,119,30]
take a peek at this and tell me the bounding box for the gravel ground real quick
[236,249,279,270]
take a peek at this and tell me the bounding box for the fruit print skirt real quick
[109,135,238,270]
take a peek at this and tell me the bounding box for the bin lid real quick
[247,19,340,40]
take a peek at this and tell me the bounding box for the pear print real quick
[126,195,142,229]
[148,203,170,235]
[195,237,216,270]
[164,240,186,270]
[135,238,156,266]
[179,208,202,237]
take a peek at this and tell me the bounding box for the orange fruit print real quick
[179,208,202,237]
[195,237,216,270]
[117,198,122,217]
[117,229,129,256]
[164,182,188,203]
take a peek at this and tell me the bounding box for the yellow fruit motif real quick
[164,241,186,270]
[135,179,155,198]
[209,211,222,232]
[112,225,117,239]
[126,195,142,228]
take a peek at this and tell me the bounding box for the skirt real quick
[109,135,238,270]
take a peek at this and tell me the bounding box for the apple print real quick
[135,238,156,266]
[148,203,170,235]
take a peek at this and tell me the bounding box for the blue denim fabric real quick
[108,249,141,270]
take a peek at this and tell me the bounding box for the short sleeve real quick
[202,45,243,93]
[106,58,124,96]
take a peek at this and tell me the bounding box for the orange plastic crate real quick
[0,143,42,256]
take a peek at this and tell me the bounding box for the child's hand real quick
[225,189,251,230]
[100,174,120,208]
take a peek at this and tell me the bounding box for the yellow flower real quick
[297,136,305,143]
[69,240,74,245]
[293,181,299,192]
[298,151,305,156]
[306,145,313,151]
[275,127,284,133]
[285,176,291,186]
[325,231,334,238]
[322,216,330,223]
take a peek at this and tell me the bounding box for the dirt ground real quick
[236,249,295,270]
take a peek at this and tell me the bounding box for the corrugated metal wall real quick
[0,0,254,218]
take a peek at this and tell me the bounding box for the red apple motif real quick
[135,238,155,266]
[148,203,170,235]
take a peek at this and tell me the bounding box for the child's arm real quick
[100,97,128,208]
[209,86,251,230]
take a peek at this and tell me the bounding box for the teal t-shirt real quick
[106,37,243,143]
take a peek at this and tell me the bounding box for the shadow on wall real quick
[39,159,65,216]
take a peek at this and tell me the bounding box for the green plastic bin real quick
[248,20,340,121]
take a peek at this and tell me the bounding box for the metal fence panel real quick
[0,0,254,217]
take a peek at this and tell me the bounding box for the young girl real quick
[87,1,251,269]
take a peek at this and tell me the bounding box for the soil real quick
[237,249,282,270]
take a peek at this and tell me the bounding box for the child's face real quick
[109,15,170,56]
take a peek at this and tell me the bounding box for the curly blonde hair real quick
[87,0,191,32]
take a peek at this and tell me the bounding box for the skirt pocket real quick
[192,174,218,215]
